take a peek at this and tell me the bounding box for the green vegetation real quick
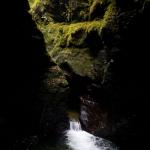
[28,0,41,9]
[28,0,118,80]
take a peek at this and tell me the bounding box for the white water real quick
[66,120,117,150]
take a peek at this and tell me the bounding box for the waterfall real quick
[70,120,82,131]
[66,120,118,150]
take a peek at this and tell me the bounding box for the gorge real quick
[0,0,150,150]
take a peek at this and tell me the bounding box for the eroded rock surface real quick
[26,0,150,149]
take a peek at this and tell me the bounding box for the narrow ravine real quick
[66,120,118,150]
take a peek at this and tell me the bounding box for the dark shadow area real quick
[60,62,92,111]
[86,30,103,57]
[0,0,50,149]
[108,2,150,149]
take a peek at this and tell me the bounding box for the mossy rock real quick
[28,0,118,82]
[41,65,69,95]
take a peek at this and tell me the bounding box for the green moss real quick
[28,0,40,9]
[101,1,118,32]
[28,0,118,80]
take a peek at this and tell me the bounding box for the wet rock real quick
[79,95,112,138]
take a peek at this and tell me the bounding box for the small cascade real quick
[66,120,118,150]
[70,120,82,131]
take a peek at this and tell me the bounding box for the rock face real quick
[0,0,69,149]
[39,65,70,138]
[80,95,111,137]
[27,0,150,148]
[29,0,118,81]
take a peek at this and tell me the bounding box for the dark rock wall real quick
[0,0,58,149]
[112,2,150,149]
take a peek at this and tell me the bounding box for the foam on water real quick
[66,120,117,150]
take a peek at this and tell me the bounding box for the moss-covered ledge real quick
[28,0,118,81]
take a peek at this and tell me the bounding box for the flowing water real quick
[66,120,118,150]
[26,117,118,150]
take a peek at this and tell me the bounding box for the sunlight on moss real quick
[28,0,118,79]
[28,0,40,9]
